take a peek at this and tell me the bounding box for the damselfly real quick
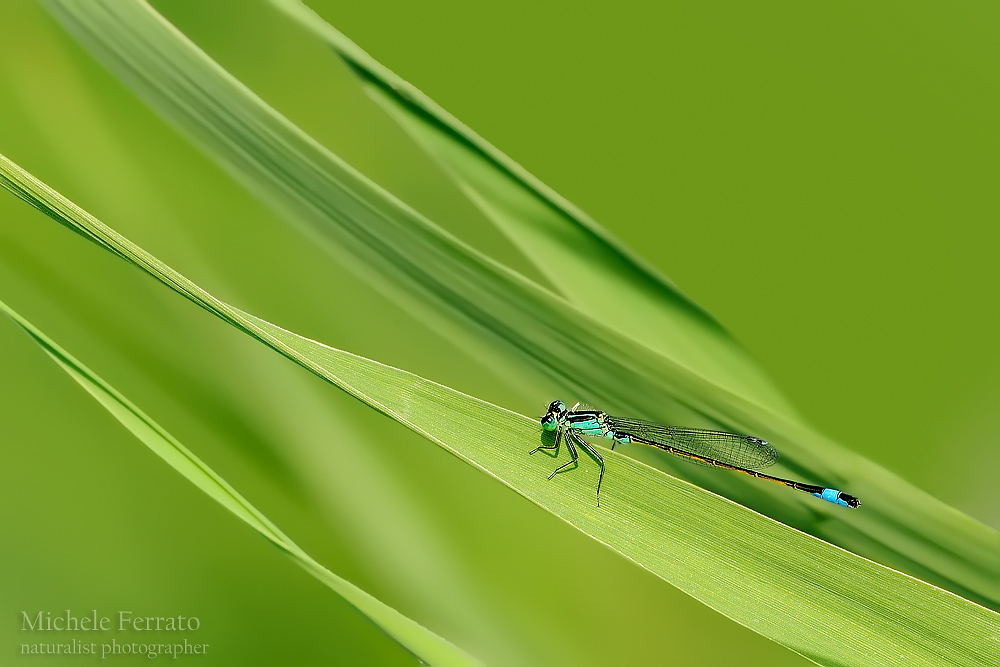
[533,400,861,508]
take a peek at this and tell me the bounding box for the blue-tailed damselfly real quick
[533,400,861,508]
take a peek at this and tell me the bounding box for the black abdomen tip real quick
[840,493,861,509]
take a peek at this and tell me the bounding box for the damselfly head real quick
[540,399,567,431]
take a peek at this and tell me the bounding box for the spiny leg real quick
[547,430,579,478]
[570,431,606,505]
[530,425,562,455]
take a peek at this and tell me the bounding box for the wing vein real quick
[604,416,778,470]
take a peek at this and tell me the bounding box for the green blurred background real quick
[1,0,996,664]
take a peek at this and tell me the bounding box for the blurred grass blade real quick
[39,0,782,488]
[269,0,795,419]
[1,155,999,667]
[0,297,478,667]
[39,0,1000,609]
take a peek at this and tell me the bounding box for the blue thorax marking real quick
[566,412,611,438]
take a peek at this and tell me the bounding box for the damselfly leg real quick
[529,424,562,455]
[569,430,605,504]
[547,427,579,478]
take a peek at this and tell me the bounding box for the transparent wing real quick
[604,416,779,470]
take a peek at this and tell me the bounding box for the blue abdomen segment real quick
[815,488,850,507]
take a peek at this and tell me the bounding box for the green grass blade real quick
[0,296,479,667]
[2,152,999,667]
[38,0,1000,609]
[268,0,795,420]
